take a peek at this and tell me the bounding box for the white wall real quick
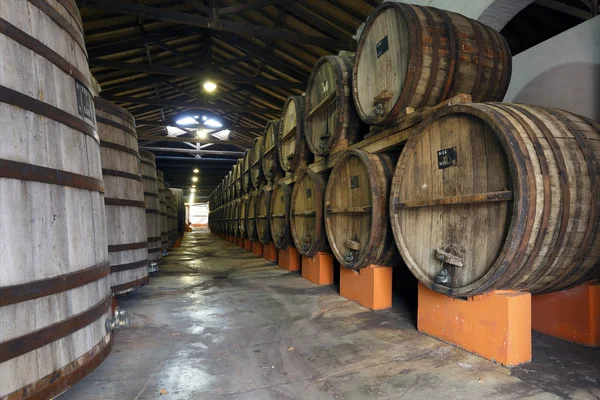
[188,203,209,226]
[504,15,600,121]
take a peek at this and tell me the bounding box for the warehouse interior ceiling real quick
[77,0,598,198]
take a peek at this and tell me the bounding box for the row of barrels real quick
[209,1,513,210]
[0,1,184,397]
[210,102,600,299]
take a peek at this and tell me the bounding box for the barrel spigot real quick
[106,307,130,332]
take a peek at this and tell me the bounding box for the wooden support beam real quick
[139,147,245,156]
[90,58,304,89]
[79,0,356,50]
[100,94,278,113]
[217,0,278,15]
[534,0,592,18]
[137,135,249,146]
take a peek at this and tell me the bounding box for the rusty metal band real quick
[0,85,97,141]
[147,236,162,242]
[94,97,135,126]
[438,11,457,101]
[144,191,159,198]
[104,198,146,208]
[486,28,501,102]
[497,33,512,101]
[0,18,91,91]
[108,241,148,253]
[467,18,485,101]
[418,7,440,109]
[110,259,148,273]
[0,261,109,308]
[27,0,87,56]
[96,115,137,138]
[6,333,113,400]
[148,247,163,254]
[0,159,105,193]
[142,174,157,181]
[0,294,112,364]
[141,159,156,168]
[102,168,143,182]
[146,209,161,215]
[100,140,140,158]
[160,212,167,216]
[111,275,149,294]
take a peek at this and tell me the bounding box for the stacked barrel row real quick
[209,1,600,298]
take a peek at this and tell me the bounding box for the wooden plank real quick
[138,147,245,156]
[292,210,317,216]
[101,95,277,114]
[217,0,278,15]
[135,119,262,133]
[137,136,249,146]
[394,191,514,209]
[305,91,336,120]
[79,0,356,50]
[90,58,304,89]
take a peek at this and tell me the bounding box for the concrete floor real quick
[62,230,600,400]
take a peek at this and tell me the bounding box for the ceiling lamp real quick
[203,81,217,92]
[193,169,199,173]
[204,118,222,128]
[175,116,197,125]
[192,176,198,182]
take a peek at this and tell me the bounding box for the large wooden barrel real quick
[291,169,329,257]
[140,150,162,267]
[325,149,398,269]
[256,186,273,244]
[157,171,168,251]
[391,103,600,296]
[234,159,243,198]
[166,187,178,242]
[233,199,241,237]
[0,1,114,398]
[242,149,252,194]
[305,56,362,157]
[228,201,235,235]
[278,96,311,172]
[261,120,284,184]
[269,180,294,249]
[96,98,149,294]
[353,3,512,126]
[239,195,249,238]
[251,137,265,188]
[247,190,258,240]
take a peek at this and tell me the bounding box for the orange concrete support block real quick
[173,237,182,248]
[262,242,278,262]
[251,241,263,256]
[532,283,600,346]
[243,239,252,252]
[340,265,392,310]
[237,237,244,247]
[418,284,531,366]
[302,253,334,285]
[278,246,301,271]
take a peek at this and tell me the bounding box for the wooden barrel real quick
[278,96,312,172]
[291,169,329,257]
[261,120,284,184]
[140,150,162,267]
[228,201,235,235]
[391,103,600,296]
[353,3,512,126]
[0,1,114,398]
[242,149,252,194]
[251,137,265,188]
[157,171,168,251]
[233,199,241,237]
[325,149,398,269]
[305,56,361,157]
[234,159,243,198]
[256,186,273,244]
[96,98,149,294]
[247,190,258,240]
[166,187,177,242]
[239,195,249,238]
[269,180,294,249]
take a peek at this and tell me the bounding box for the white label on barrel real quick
[376,36,389,58]
[321,80,329,93]
[438,147,458,169]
